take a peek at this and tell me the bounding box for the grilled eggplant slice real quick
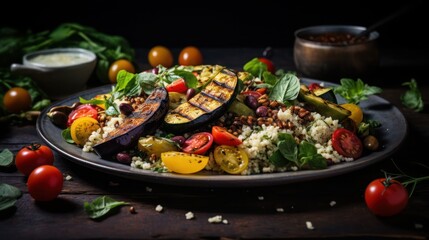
[163,67,238,134]
[93,87,169,158]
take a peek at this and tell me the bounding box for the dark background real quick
[1,0,426,49]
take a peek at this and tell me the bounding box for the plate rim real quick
[36,79,408,187]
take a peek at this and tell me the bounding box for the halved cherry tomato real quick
[212,126,242,146]
[331,128,363,159]
[165,78,188,93]
[213,145,249,174]
[161,151,209,174]
[258,57,275,74]
[182,132,213,155]
[70,117,100,146]
[67,104,98,127]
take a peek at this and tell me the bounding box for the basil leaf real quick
[269,73,300,103]
[401,79,424,112]
[136,72,158,95]
[173,70,198,89]
[0,183,22,211]
[277,133,298,163]
[268,150,287,167]
[262,71,277,86]
[0,149,14,167]
[84,196,128,219]
[115,70,137,94]
[62,128,74,144]
[79,97,105,106]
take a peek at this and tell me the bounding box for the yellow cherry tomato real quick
[108,59,136,83]
[178,46,203,66]
[161,151,208,174]
[213,145,249,174]
[70,117,100,146]
[341,103,364,125]
[148,46,173,68]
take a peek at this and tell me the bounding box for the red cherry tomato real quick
[27,165,63,201]
[308,83,322,91]
[258,57,275,74]
[178,46,203,66]
[212,126,242,146]
[365,178,409,216]
[165,78,188,93]
[182,132,213,155]
[67,104,98,127]
[15,143,55,176]
[331,128,363,159]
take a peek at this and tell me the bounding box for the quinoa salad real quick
[47,62,381,175]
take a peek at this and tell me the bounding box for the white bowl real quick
[11,48,97,99]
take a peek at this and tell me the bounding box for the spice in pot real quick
[302,32,369,45]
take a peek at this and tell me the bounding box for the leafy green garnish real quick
[401,79,423,112]
[0,183,22,211]
[61,128,74,144]
[84,196,128,219]
[0,149,14,167]
[333,78,382,104]
[268,73,300,103]
[243,58,267,79]
[269,133,327,170]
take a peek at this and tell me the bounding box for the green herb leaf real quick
[401,79,424,112]
[0,183,22,211]
[334,78,382,104]
[243,58,267,79]
[277,133,298,163]
[0,149,14,167]
[298,141,327,170]
[84,196,128,219]
[269,73,300,103]
[135,72,158,95]
[268,150,287,167]
[173,70,198,89]
[62,128,74,144]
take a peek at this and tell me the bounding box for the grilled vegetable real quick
[138,136,179,158]
[93,87,169,158]
[298,85,350,121]
[163,67,239,134]
[312,86,337,103]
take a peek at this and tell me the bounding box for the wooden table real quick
[1,48,428,239]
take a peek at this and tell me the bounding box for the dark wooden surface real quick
[1,48,429,239]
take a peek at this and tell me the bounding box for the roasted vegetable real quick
[298,85,350,121]
[312,86,337,103]
[93,87,169,158]
[163,67,239,134]
[138,136,179,157]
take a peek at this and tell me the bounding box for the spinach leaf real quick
[84,196,128,219]
[401,79,424,112]
[0,183,22,211]
[334,78,382,104]
[269,73,300,103]
[0,149,14,167]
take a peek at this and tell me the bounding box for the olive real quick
[171,135,186,146]
[119,103,134,116]
[363,135,379,151]
[245,95,259,110]
[48,111,68,129]
[186,88,196,101]
[116,152,132,164]
[256,106,268,117]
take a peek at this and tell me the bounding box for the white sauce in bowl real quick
[28,52,92,67]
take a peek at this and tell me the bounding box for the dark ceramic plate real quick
[36,79,407,187]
